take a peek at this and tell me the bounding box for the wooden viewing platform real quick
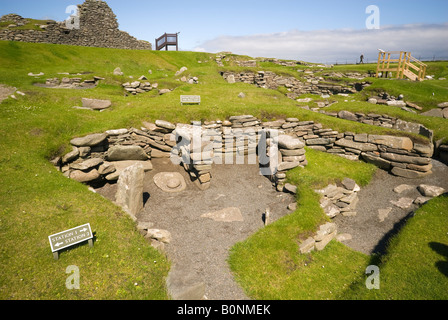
[155,32,179,51]
[376,50,427,81]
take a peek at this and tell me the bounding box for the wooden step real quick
[403,69,418,81]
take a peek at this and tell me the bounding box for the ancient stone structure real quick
[322,110,433,140]
[0,0,152,50]
[53,114,434,198]
[221,70,371,98]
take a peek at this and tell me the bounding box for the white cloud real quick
[195,23,448,63]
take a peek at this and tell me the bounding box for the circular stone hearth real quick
[153,172,187,193]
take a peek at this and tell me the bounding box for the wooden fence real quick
[376,50,427,81]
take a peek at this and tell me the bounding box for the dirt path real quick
[96,158,295,300]
[334,159,448,255]
[96,157,448,299]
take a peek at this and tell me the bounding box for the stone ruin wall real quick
[54,114,435,196]
[0,0,152,50]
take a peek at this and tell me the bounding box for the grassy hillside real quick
[0,40,447,300]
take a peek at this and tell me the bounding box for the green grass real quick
[0,40,447,300]
[0,19,49,31]
[342,195,448,300]
[228,148,377,299]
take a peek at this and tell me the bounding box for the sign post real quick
[48,223,94,260]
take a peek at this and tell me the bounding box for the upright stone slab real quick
[115,163,145,220]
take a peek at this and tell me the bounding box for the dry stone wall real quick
[0,0,151,50]
[53,115,434,199]
[221,71,371,98]
[322,110,434,140]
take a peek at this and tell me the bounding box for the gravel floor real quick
[334,159,448,255]
[96,158,448,300]
[96,158,295,300]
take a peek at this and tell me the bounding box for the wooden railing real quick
[155,33,179,51]
[376,50,427,81]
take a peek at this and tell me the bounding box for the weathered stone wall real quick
[54,115,434,197]
[0,0,151,50]
[221,71,370,98]
[321,110,434,140]
[267,117,433,179]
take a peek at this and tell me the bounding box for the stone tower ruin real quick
[0,0,152,50]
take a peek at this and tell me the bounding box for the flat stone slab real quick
[81,98,111,110]
[390,197,414,209]
[153,172,186,193]
[201,207,244,222]
[105,160,153,181]
[378,207,392,222]
[417,184,446,198]
[393,184,415,194]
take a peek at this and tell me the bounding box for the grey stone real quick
[105,160,152,181]
[277,161,301,172]
[315,232,336,251]
[158,89,171,95]
[323,203,340,218]
[381,153,431,165]
[201,207,244,222]
[70,169,100,183]
[78,146,91,158]
[155,120,176,131]
[146,229,172,243]
[115,164,145,219]
[107,145,149,161]
[393,184,414,194]
[226,74,236,84]
[81,98,112,110]
[341,178,356,191]
[361,152,391,170]
[338,110,358,121]
[387,100,406,107]
[378,207,392,222]
[299,237,315,254]
[62,147,79,163]
[70,158,103,171]
[414,196,432,205]
[280,148,306,156]
[70,133,108,147]
[335,138,377,152]
[277,135,305,150]
[98,162,116,175]
[113,67,124,76]
[314,223,337,242]
[306,138,332,145]
[391,167,432,179]
[284,183,297,194]
[106,128,128,136]
[368,135,413,151]
[390,197,414,209]
[421,108,444,118]
[417,184,446,198]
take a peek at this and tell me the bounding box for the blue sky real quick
[1,0,448,62]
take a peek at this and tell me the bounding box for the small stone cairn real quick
[315,178,360,219]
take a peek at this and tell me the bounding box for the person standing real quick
[360,54,364,64]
